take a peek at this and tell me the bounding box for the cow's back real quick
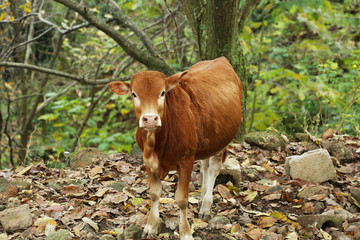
[178,57,242,159]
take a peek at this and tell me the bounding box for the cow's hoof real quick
[142,218,163,238]
[180,234,194,240]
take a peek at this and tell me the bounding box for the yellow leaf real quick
[244,25,253,34]
[270,211,290,222]
[24,2,31,13]
[265,3,273,11]
[9,13,14,22]
[0,3,10,9]
[0,11,6,21]
[270,86,281,94]
[120,109,130,115]
[159,198,175,204]
[243,190,258,203]
[106,103,116,109]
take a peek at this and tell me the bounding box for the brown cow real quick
[108,57,242,240]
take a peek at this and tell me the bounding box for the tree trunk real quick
[180,0,258,138]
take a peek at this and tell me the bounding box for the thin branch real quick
[53,0,173,74]
[70,86,108,153]
[36,82,77,114]
[105,0,158,57]
[0,62,130,84]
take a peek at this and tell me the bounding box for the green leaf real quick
[38,113,59,121]
[98,143,110,151]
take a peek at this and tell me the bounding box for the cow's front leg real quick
[142,169,162,237]
[176,163,194,240]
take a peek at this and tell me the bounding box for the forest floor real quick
[0,135,360,240]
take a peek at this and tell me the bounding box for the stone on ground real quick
[0,204,32,231]
[70,148,107,169]
[219,156,242,187]
[285,149,336,183]
[244,130,286,151]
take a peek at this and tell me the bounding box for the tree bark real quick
[180,0,260,138]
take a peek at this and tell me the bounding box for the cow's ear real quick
[166,71,187,91]
[108,81,131,95]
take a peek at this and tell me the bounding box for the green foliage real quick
[243,0,360,136]
[36,92,136,159]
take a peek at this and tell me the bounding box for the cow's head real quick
[108,71,186,131]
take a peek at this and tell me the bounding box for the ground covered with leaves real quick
[0,136,360,240]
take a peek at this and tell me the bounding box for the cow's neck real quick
[142,111,168,179]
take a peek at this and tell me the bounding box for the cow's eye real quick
[132,92,137,98]
[161,91,166,97]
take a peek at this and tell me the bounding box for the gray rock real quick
[208,215,231,229]
[0,179,18,199]
[294,133,311,142]
[331,232,353,240]
[124,224,142,240]
[297,214,343,230]
[297,185,329,199]
[238,213,252,225]
[0,204,32,231]
[244,130,286,151]
[70,148,107,169]
[285,149,336,183]
[313,202,325,214]
[219,157,241,187]
[328,142,354,163]
[45,230,73,240]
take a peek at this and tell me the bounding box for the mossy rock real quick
[294,133,311,142]
[45,229,73,240]
[70,148,107,169]
[244,130,286,151]
[0,179,18,199]
[329,142,354,164]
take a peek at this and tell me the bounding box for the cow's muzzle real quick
[139,114,162,130]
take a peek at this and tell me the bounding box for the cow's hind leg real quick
[176,162,194,240]
[142,169,162,237]
[199,150,225,219]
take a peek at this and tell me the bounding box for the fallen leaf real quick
[322,128,334,139]
[89,166,103,178]
[95,188,109,197]
[61,185,87,197]
[258,217,276,228]
[188,197,199,204]
[192,218,208,229]
[44,205,64,212]
[319,229,332,240]
[159,198,176,204]
[262,193,281,201]
[301,202,314,214]
[82,217,99,232]
[337,165,353,174]
[286,231,298,240]
[217,184,234,200]
[243,190,258,203]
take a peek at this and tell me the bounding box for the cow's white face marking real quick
[133,89,166,130]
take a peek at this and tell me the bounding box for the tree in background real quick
[181,0,261,136]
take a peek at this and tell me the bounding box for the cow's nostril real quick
[143,117,148,122]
